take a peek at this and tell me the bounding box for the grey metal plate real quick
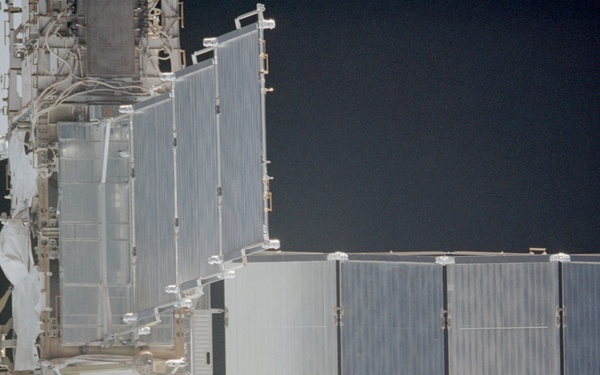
[58,122,131,344]
[340,261,444,375]
[192,310,213,375]
[174,65,220,283]
[60,285,102,342]
[131,99,177,311]
[84,0,135,76]
[225,261,338,375]
[216,27,265,256]
[563,262,600,374]
[447,262,560,375]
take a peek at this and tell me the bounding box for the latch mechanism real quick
[334,306,344,327]
[556,306,566,327]
[440,308,452,330]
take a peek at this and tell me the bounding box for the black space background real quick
[0,0,599,261]
[182,1,599,254]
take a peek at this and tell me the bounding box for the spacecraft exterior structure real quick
[0,1,278,373]
[0,2,599,375]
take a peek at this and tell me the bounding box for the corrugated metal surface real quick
[129,24,268,312]
[59,285,101,342]
[563,262,600,374]
[174,64,220,283]
[84,0,135,76]
[216,27,265,256]
[447,262,559,375]
[58,122,131,344]
[131,98,177,311]
[192,310,213,375]
[225,261,338,375]
[340,261,444,375]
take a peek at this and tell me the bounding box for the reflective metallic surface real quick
[174,62,220,282]
[132,98,177,311]
[447,262,560,374]
[216,26,265,257]
[341,262,444,375]
[59,122,131,344]
[563,262,600,375]
[225,261,338,375]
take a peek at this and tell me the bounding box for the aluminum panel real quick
[447,262,560,375]
[217,28,265,256]
[225,261,337,375]
[72,223,100,240]
[132,98,177,311]
[107,240,131,284]
[105,183,129,223]
[59,159,94,182]
[340,262,444,375]
[59,122,132,344]
[60,285,101,344]
[59,183,100,222]
[61,240,101,283]
[192,310,213,375]
[174,65,220,283]
[563,263,600,374]
[107,223,130,240]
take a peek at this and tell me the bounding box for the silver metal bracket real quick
[435,255,455,266]
[550,253,571,263]
[327,251,348,261]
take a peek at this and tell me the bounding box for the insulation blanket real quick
[12,267,42,370]
[0,219,30,285]
[8,129,38,214]
[0,218,42,370]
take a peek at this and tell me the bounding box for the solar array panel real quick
[224,255,599,375]
[59,21,273,344]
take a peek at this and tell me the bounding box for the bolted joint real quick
[203,37,219,48]
[435,255,455,265]
[122,312,138,325]
[208,255,224,265]
[327,251,349,261]
[258,19,276,30]
[550,253,571,263]
[263,239,280,250]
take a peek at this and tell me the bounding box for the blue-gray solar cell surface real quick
[563,262,600,375]
[216,25,265,257]
[174,61,220,283]
[56,17,268,346]
[131,96,177,311]
[219,255,600,374]
[130,23,266,318]
[340,262,444,375]
[447,262,560,374]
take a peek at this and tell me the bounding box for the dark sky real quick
[181,1,599,254]
[0,2,597,256]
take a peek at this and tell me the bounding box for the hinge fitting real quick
[556,306,567,327]
[334,306,344,326]
[440,309,451,329]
